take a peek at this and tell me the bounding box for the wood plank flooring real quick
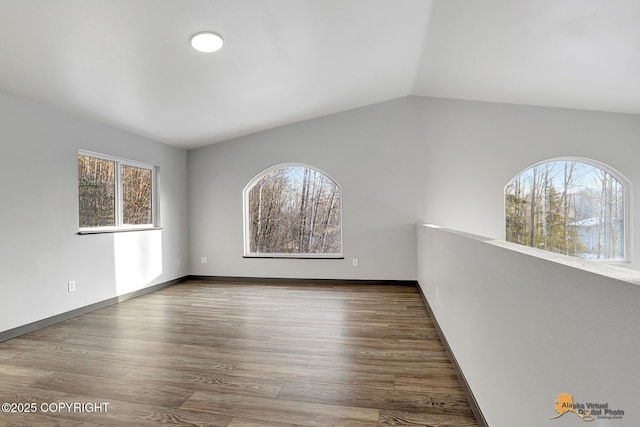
[0,280,479,426]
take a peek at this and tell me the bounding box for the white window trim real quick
[504,156,631,263]
[242,162,344,258]
[78,150,159,234]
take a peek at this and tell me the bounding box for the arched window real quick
[505,158,628,261]
[243,164,343,258]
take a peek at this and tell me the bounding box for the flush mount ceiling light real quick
[190,32,224,53]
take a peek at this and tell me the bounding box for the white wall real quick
[0,91,188,333]
[188,97,427,280]
[417,224,640,427]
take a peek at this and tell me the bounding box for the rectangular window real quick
[78,155,116,228]
[78,151,157,232]
[122,165,153,225]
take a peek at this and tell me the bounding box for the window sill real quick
[243,254,344,259]
[77,226,162,235]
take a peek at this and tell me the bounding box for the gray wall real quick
[418,224,640,427]
[188,95,640,278]
[0,91,189,333]
[415,97,640,270]
[188,97,427,280]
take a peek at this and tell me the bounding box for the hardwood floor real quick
[0,280,479,426]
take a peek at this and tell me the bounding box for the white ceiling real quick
[1,0,639,149]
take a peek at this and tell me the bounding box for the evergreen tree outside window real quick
[505,159,627,261]
[244,164,343,258]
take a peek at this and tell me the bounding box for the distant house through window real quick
[243,164,343,258]
[505,159,627,261]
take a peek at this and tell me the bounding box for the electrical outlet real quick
[68,281,76,293]
[177,258,181,266]
[352,258,359,267]
[201,257,208,264]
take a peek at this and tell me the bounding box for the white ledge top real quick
[420,223,640,287]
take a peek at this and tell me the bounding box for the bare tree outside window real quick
[78,152,155,230]
[122,165,153,225]
[78,155,116,228]
[245,165,342,256]
[505,160,625,260]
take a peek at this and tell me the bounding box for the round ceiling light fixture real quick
[190,32,224,53]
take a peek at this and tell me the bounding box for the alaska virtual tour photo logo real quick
[551,393,625,422]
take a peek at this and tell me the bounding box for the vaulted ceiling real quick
[1,0,639,149]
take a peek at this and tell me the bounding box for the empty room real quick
[1,1,639,426]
